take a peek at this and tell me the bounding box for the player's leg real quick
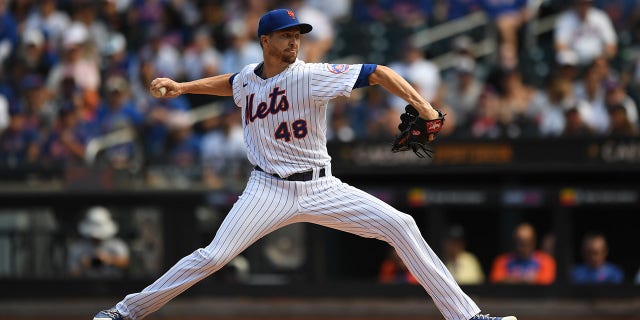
[298,177,481,320]
[107,172,299,320]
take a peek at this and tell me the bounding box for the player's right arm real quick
[150,73,234,98]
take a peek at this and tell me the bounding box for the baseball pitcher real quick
[94,9,515,320]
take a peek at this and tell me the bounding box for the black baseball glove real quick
[391,104,445,158]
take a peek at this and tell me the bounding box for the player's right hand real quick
[150,77,181,98]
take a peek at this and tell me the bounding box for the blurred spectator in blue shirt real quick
[572,232,624,284]
[164,111,200,168]
[479,0,536,68]
[0,0,18,64]
[41,101,97,166]
[101,33,138,83]
[0,103,40,167]
[19,74,57,131]
[437,0,480,22]
[96,75,142,130]
[129,60,190,161]
[95,74,141,169]
[352,0,393,23]
[9,27,57,81]
[201,105,247,190]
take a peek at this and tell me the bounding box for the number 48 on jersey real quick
[275,119,308,141]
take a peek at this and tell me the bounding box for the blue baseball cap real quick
[258,9,312,38]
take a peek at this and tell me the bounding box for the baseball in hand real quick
[159,87,167,97]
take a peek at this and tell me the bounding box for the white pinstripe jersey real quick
[232,59,363,178]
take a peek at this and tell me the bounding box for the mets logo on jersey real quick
[327,64,350,74]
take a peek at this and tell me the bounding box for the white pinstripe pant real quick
[115,169,480,320]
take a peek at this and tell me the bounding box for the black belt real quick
[255,165,325,181]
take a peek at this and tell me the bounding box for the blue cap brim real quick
[263,23,312,36]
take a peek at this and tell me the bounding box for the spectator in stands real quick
[388,0,433,28]
[555,50,580,83]
[355,90,400,141]
[0,103,40,167]
[328,97,358,142]
[350,86,396,139]
[182,26,221,81]
[528,74,590,136]
[444,56,483,128]
[0,0,18,71]
[19,74,56,131]
[101,32,137,83]
[96,75,141,131]
[72,0,110,53]
[11,27,56,81]
[573,58,611,134]
[163,111,201,171]
[497,67,539,123]
[138,26,182,81]
[95,74,141,169]
[442,225,485,285]
[388,41,441,114]
[46,22,101,96]
[607,103,639,136]
[24,0,71,53]
[351,0,392,22]
[201,105,247,190]
[378,247,419,285]
[554,0,617,66]
[489,222,556,285]
[469,85,502,138]
[306,0,352,22]
[287,0,335,63]
[572,232,624,284]
[67,206,130,278]
[434,0,480,23]
[604,79,639,132]
[478,0,536,68]
[219,17,263,75]
[41,101,96,166]
[562,105,595,136]
[100,0,131,35]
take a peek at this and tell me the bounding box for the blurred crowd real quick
[2,0,640,184]
[380,222,638,286]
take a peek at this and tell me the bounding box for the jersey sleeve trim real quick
[229,72,239,86]
[353,64,377,89]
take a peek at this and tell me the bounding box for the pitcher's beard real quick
[281,52,297,64]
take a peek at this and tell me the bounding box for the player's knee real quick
[396,213,418,230]
[194,248,228,268]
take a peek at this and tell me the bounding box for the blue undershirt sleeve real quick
[229,72,239,86]
[353,64,377,89]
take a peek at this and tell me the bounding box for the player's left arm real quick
[368,65,440,120]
